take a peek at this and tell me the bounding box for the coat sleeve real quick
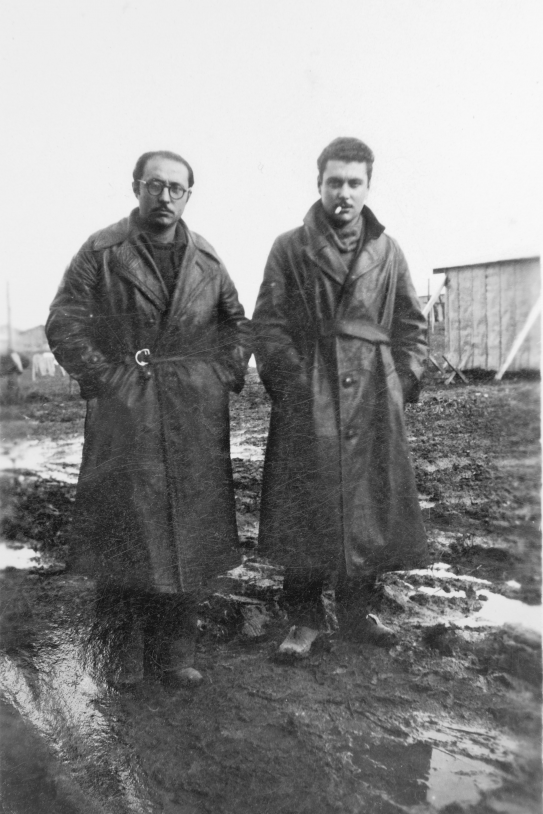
[45,244,121,400]
[390,242,428,403]
[252,236,309,400]
[214,265,252,394]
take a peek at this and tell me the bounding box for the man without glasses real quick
[252,137,428,657]
[47,150,251,687]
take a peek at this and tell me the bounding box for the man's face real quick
[318,160,370,225]
[134,156,191,232]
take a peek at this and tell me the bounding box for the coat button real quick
[344,427,357,439]
[342,375,355,387]
[89,354,100,364]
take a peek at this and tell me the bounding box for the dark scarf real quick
[138,222,188,299]
[313,203,365,270]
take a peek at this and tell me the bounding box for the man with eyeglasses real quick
[252,137,427,659]
[46,150,251,688]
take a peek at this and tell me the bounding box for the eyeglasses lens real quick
[145,180,186,200]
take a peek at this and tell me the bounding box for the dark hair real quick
[317,137,374,183]
[132,150,195,188]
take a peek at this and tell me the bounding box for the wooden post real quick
[5,282,20,403]
[422,275,447,318]
[495,296,541,380]
[442,350,471,385]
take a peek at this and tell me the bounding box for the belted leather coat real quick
[252,202,428,577]
[46,210,251,595]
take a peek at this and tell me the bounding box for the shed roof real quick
[433,256,539,274]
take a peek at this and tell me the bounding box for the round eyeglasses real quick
[139,179,189,201]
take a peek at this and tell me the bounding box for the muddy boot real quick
[145,597,203,687]
[359,614,398,648]
[165,634,203,687]
[276,625,320,660]
[339,603,398,648]
[96,587,145,688]
[337,573,398,649]
[106,623,145,688]
[278,567,327,660]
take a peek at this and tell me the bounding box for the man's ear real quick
[317,175,322,193]
[187,189,193,202]
[132,181,140,198]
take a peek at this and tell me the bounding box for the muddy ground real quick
[0,369,540,814]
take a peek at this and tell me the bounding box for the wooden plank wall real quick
[446,258,540,371]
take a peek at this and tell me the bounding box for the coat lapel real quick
[303,239,349,286]
[167,227,211,319]
[118,243,169,311]
[344,238,386,285]
[92,211,168,311]
[303,206,349,286]
[303,201,386,287]
[344,205,387,284]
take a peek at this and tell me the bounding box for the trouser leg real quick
[93,586,202,684]
[336,570,398,647]
[142,593,199,678]
[94,586,145,687]
[335,571,376,637]
[282,567,328,629]
[275,567,330,659]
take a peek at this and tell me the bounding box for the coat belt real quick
[320,319,391,345]
[130,349,210,367]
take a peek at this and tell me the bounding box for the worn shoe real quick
[358,614,398,648]
[338,601,398,647]
[159,632,204,687]
[171,667,204,687]
[106,628,145,688]
[276,625,320,660]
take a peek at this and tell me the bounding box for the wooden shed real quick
[434,256,541,372]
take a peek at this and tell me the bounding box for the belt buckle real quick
[135,348,151,367]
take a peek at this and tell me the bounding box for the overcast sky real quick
[1,0,540,329]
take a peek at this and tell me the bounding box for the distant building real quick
[434,256,540,372]
[419,293,445,325]
[0,324,49,355]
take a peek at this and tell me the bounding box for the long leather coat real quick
[252,202,427,577]
[46,211,251,595]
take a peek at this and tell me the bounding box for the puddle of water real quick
[226,558,284,593]
[0,542,64,574]
[230,430,265,460]
[401,563,492,585]
[0,698,90,814]
[340,738,431,805]
[465,589,541,633]
[337,725,509,810]
[398,564,541,635]
[426,748,503,809]
[0,541,40,570]
[0,437,83,483]
[0,595,158,813]
[1,431,264,476]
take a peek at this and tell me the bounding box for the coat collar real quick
[302,201,385,285]
[89,209,218,312]
[90,209,188,250]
